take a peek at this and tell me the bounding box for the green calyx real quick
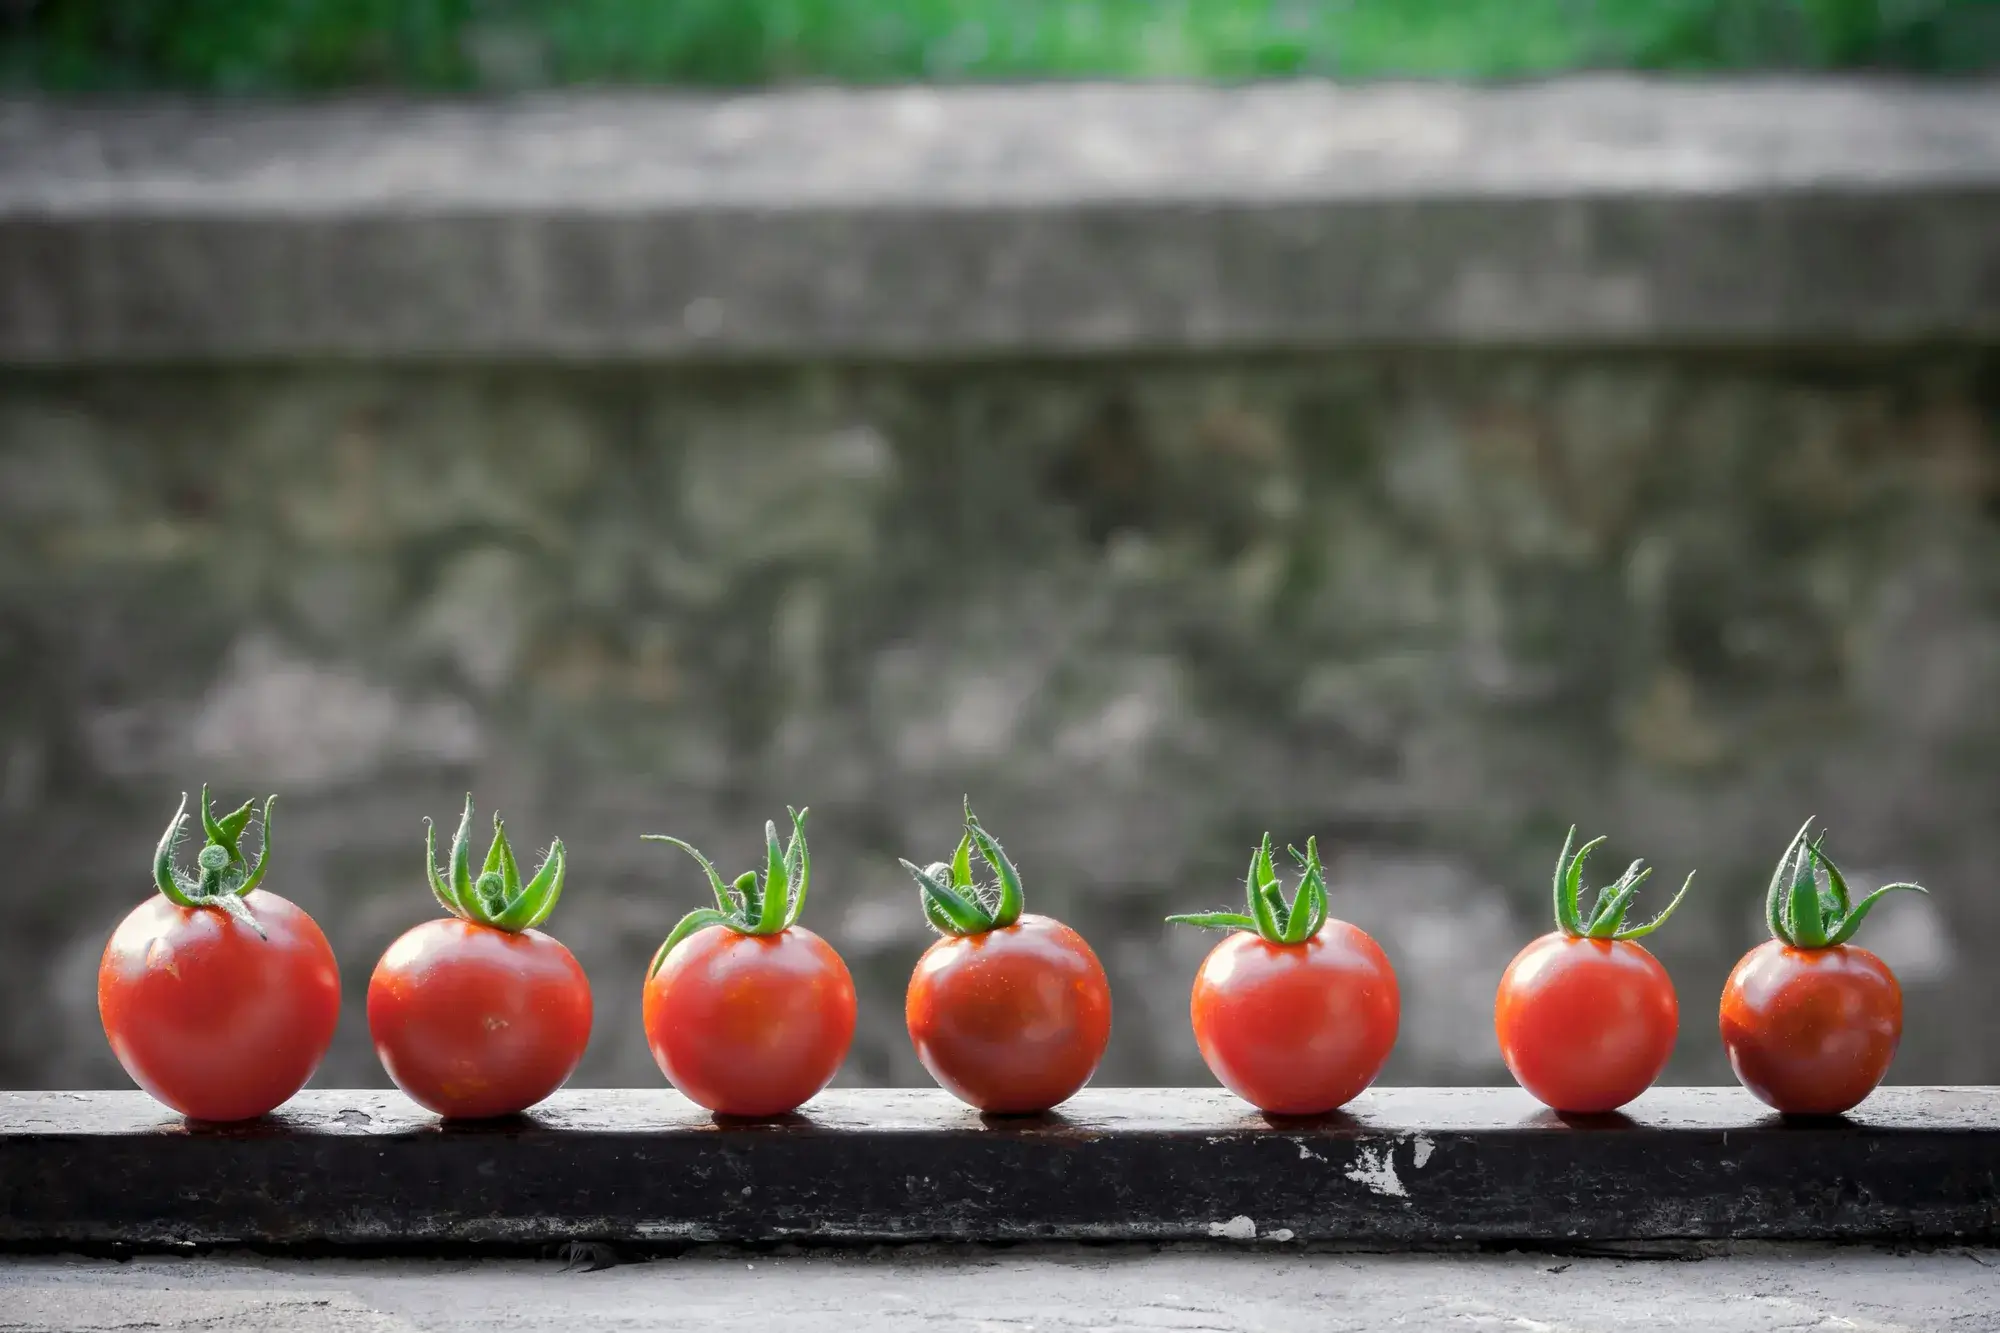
[1765,817,1926,950]
[1551,826,1693,941]
[901,801,1024,938]
[152,786,276,937]
[644,807,811,976]
[1167,833,1329,946]
[425,794,566,933]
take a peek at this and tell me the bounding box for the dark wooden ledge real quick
[4,1087,1996,1248]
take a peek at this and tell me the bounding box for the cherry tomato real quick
[368,795,588,1119]
[907,914,1111,1115]
[1190,922,1398,1116]
[1720,940,1901,1116]
[642,807,855,1117]
[902,809,1112,1114]
[644,923,856,1117]
[1492,827,1693,1114]
[1720,819,1926,1116]
[100,889,341,1122]
[100,789,339,1122]
[368,919,592,1119]
[1496,933,1677,1114]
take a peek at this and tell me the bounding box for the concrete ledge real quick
[3,80,1999,361]
[5,1088,1998,1247]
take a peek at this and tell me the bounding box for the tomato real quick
[1491,827,1693,1114]
[1721,940,1902,1115]
[99,789,339,1122]
[1720,820,1926,1116]
[100,890,341,1122]
[368,919,592,1119]
[1170,834,1396,1115]
[902,808,1111,1114]
[367,795,588,1119]
[907,913,1113,1114]
[1496,933,1677,1114]
[1189,922,1398,1116]
[641,806,856,1117]
[645,924,856,1116]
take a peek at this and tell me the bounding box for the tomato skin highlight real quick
[367,918,592,1120]
[1190,922,1398,1116]
[1719,939,1902,1116]
[906,912,1111,1115]
[1495,932,1679,1114]
[644,923,856,1118]
[97,890,341,1122]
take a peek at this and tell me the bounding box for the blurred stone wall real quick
[2,351,1996,1093]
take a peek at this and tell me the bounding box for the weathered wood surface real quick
[5,1087,1997,1247]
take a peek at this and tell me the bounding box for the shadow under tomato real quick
[1257,1109,1365,1133]
[1516,1108,1643,1131]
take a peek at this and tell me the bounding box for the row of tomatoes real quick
[98,790,1925,1124]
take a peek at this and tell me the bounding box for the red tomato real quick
[368,919,593,1120]
[644,924,856,1117]
[1190,921,1398,1116]
[1719,939,1901,1116]
[1495,932,1679,1114]
[906,913,1112,1115]
[98,890,341,1122]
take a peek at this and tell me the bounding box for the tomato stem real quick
[901,801,1027,937]
[1167,833,1329,945]
[643,807,812,975]
[424,794,566,933]
[1764,818,1927,949]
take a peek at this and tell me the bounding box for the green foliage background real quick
[4,0,1997,91]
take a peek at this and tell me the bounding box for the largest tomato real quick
[643,808,856,1118]
[1170,834,1398,1116]
[903,805,1112,1115]
[367,796,591,1120]
[1720,819,1927,1116]
[99,788,341,1122]
[1494,828,1694,1114]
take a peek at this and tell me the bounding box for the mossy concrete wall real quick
[3,352,1995,1091]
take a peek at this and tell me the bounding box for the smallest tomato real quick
[1494,828,1694,1115]
[367,796,592,1120]
[1170,834,1399,1117]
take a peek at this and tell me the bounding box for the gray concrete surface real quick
[4,80,1999,359]
[4,1245,1999,1331]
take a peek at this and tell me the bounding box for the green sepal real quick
[150,787,276,933]
[235,796,275,896]
[1165,911,1258,930]
[644,808,816,960]
[964,804,1024,930]
[1787,839,1829,949]
[782,807,811,928]
[1245,835,1285,941]
[1765,821,1929,950]
[649,907,733,978]
[755,821,790,934]
[492,838,566,932]
[905,858,991,935]
[1169,832,1331,946]
[642,835,736,915]
[426,795,568,933]
[1552,827,1693,941]
[152,794,198,907]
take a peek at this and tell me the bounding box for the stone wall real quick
[3,351,1996,1092]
